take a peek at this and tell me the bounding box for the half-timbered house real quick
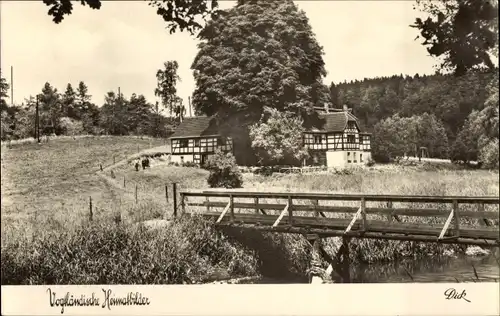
[169,107,371,167]
[169,116,233,165]
[304,109,371,167]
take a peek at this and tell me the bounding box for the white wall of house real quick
[326,151,346,168]
[326,150,371,168]
[171,154,195,164]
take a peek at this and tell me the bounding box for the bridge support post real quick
[339,236,351,283]
[307,235,323,284]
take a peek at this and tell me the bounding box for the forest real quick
[332,70,499,166]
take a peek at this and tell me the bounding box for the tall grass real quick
[1,215,259,285]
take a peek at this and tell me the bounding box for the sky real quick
[0,0,437,111]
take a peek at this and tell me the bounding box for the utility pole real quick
[35,95,40,143]
[188,96,193,117]
[118,87,121,100]
[10,66,13,106]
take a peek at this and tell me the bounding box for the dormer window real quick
[347,135,355,143]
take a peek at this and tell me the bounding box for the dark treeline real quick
[0,80,177,140]
[330,69,499,167]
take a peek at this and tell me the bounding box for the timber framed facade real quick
[169,109,371,167]
[169,117,233,165]
[303,110,372,167]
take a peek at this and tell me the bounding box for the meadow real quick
[1,137,499,284]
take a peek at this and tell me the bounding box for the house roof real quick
[170,111,368,139]
[308,112,362,133]
[169,116,219,138]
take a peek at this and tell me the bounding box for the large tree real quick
[249,107,308,166]
[191,0,327,163]
[155,61,185,120]
[37,82,63,135]
[412,0,498,76]
[42,0,219,34]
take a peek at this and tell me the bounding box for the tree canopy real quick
[412,0,499,76]
[42,0,219,34]
[249,107,308,166]
[191,0,328,131]
[155,61,185,120]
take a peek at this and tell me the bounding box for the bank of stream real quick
[246,253,499,284]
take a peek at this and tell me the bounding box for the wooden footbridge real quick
[174,189,500,248]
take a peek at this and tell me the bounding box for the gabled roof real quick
[169,116,219,138]
[308,112,362,133]
[170,111,367,139]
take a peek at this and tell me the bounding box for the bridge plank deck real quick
[198,212,499,240]
[188,201,499,219]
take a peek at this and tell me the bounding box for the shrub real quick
[365,157,375,167]
[479,138,499,169]
[59,117,84,136]
[182,161,198,168]
[205,149,243,188]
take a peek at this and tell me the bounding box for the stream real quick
[252,253,499,284]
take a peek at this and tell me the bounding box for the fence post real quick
[453,199,459,237]
[165,184,169,203]
[173,183,177,218]
[361,197,366,232]
[123,176,126,188]
[254,197,259,214]
[181,192,186,214]
[288,195,293,226]
[89,196,93,221]
[386,201,393,222]
[135,184,138,204]
[313,199,319,217]
[206,196,210,213]
[230,195,234,223]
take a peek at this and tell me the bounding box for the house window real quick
[347,152,351,163]
[217,138,226,146]
[179,139,188,148]
[194,139,200,147]
[360,154,363,162]
[353,152,357,163]
[314,135,323,144]
[347,135,355,143]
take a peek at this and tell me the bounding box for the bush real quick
[205,149,243,188]
[365,157,375,167]
[59,117,84,136]
[479,138,499,169]
[182,161,198,168]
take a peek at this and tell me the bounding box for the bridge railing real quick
[177,189,500,246]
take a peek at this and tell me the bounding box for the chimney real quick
[343,104,348,111]
[324,103,329,113]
